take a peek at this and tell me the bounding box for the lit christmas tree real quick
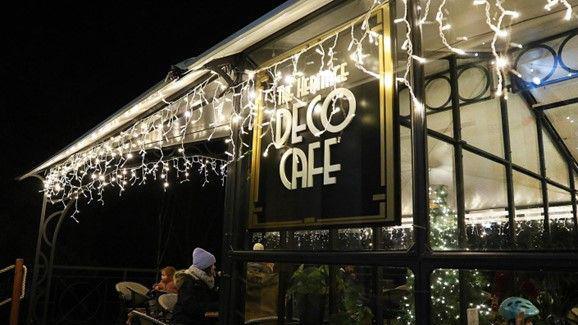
[429,185,458,250]
[429,185,492,324]
[398,185,492,324]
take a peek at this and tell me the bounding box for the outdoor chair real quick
[116,281,153,323]
[158,293,177,312]
[115,281,149,303]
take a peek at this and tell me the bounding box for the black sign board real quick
[249,6,397,229]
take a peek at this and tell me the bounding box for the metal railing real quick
[35,265,156,325]
[1,259,27,325]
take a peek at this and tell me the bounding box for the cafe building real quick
[22,0,578,324]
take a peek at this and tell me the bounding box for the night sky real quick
[0,1,286,268]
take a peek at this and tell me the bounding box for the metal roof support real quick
[26,196,75,325]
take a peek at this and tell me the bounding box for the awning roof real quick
[20,0,333,180]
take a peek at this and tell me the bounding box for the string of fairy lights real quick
[42,0,574,220]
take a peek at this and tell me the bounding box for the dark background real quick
[0,0,285,314]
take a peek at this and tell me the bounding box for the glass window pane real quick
[399,87,411,118]
[292,230,329,250]
[384,124,414,251]
[428,137,458,250]
[336,228,374,250]
[543,131,570,187]
[463,151,508,211]
[401,126,413,217]
[380,224,413,251]
[508,94,540,173]
[513,172,544,250]
[251,232,282,250]
[461,98,504,157]
[543,103,578,164]
[548,186,575,249]
[243,263,414,324]
[463,151,509,249]
[428,110,454,137]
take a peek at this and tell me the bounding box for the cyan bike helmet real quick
[499,297,540,321]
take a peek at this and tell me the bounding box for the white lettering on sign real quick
[276,63,350,105]
[275,87,356,190]
[278,138,341,189]
[268,62,357,191]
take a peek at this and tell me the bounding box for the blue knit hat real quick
[192,247,216,270]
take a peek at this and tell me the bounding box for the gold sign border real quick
[248,4,396,230]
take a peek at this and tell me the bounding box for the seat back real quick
[115,281,149,301]
[158,293,178,312]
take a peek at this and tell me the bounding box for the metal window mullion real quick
[328,229,338,316]
[448,56,466,249]
[448,56,468,325]
[372,226,384,325]
[499,95,516,247]
[536,111,551,245]
[407,0,431,324]
[570,168,578,240]
[220,65,244,324]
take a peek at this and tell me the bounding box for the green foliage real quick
[287,265,330,297]
[288,265,374,324]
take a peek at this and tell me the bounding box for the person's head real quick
[161,266,176,283]
[192,247,216,276]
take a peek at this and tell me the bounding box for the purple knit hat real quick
[192,247,216,270]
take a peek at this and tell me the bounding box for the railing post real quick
[10,259,25,325]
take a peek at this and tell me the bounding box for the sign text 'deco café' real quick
[250,10,395,228]
[271,62,355,190]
